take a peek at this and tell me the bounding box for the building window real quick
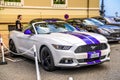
[0,0,24,6]
[52,0,67,8]
[54,0,65,4]
[4,0,21,2]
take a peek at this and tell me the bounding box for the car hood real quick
[40,32,107,45]
[99,25,120,30]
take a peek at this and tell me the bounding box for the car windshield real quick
[34,22,76,34]
[84,18,105,26]
[105,17,116,23]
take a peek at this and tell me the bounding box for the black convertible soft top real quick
[29,18,64,24]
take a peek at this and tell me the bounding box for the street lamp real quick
[100,0,105,16]
[115,12,118,17]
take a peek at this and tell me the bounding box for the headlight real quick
[98,28,110,35]
[52,44,72,50]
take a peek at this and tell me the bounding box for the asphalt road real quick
[0,43,120,80]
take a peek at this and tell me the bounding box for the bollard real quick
[0,35,7,65]
[33,45,41,80]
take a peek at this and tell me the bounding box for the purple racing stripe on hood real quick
[75,33,102,64]
[62,32,101,65]
[77,33,100,44]
[80,33,102,64]
[95,50,101,63]
[62,32,93,45]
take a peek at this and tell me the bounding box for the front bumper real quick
[106,36,120,42]
[103,33,120,42]
[56,57,110,67]
[52,49,110,67]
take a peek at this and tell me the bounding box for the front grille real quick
[77,56,106,63]
[75,43,107,53]
[110,33,120,37]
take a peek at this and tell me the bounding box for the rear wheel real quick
[9,40,17,57]
[40,46,56,71]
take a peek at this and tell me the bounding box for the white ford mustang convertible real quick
[9,19,110,71]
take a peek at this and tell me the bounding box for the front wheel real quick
[40,46,56,71]
[9,40,17,57]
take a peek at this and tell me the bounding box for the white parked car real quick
[9,19,110,71]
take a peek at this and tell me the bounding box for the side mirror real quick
[101,20,106,24]
[24,29,32,35]
[80,23,85,27]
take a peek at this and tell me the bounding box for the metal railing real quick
[0,0,23,6]
[52,4,67,8]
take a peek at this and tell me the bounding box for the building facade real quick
[0,0,100,30]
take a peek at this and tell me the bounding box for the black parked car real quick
[66,18,120,42]
[66,18,87,32]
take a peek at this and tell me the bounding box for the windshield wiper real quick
[38,32,51,34]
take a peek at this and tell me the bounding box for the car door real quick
[17,26,37,58]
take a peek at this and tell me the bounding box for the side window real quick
[35,23,50,34]
[99,18,104,21]
[67,20,73,25]
[83,20,87,25]
[53,0,65,4]
[83,20,94,25]
[99,18,107,23]
[29,26,35,34]
[30,27,35,34]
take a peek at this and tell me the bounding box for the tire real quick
[40,46,56,71]
[9,40,17,57]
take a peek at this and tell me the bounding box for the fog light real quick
[108,53,110,57]
[60,58,73,64]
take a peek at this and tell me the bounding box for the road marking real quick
[5,57,16,62]
[5,57,24,63]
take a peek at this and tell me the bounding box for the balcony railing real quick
[52,4,67,8]
[0,0,4,5]
[0,0,23,6]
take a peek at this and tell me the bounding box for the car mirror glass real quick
[24,29,32,35]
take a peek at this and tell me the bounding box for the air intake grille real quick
[75,43,107,53]
[77,56,106,63]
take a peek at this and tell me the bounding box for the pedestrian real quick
[15,15,23,31]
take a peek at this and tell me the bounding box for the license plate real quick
[91,53,99,58]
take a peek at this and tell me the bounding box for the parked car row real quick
[92,16,120,26]
[66,17,120,42]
